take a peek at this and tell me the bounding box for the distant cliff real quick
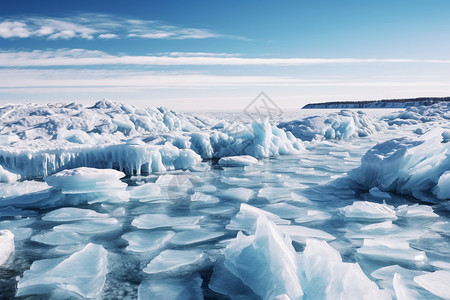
[302,97,450,109]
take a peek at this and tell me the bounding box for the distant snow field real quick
[0,100,450,299]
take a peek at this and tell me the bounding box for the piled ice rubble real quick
[350,128,450,196]
[0,100,306,178]
[381,102,450,125]
[211,205,387,299]
[278,110,381,141]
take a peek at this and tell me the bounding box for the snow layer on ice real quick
[16,243,108,299]
[278,110,381,141]
[0,230,14,266]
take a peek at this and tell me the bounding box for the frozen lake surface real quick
[0,101,449,299]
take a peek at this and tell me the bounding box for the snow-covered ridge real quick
[0,100,305,178]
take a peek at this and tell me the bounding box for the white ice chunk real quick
[0,230,14,266]
[218,155,258,167]
[0,165,20,183]
[350,131,450,195]
[278,225,335,244]
[170,229,225,246]
[122,231,174,253]
[138,273,203,300]
[17,243,108,299]
[394,273,421,300]
[143,249,204,274]
[396,204,438,218]
[434,171,450,199]
[219,187,254,202]
[226,203,290,234]
[0,181,50,199]
[341,201,397,221]
[45,167,126,194]
[357,238,427,265]
[258,187,294,203]
[298,239,388,299]
[361,220,393,231]
[414,270,450,299]
[190,192,219,204]
[217,215,304,300]
[42,207,109,222]
[132,214,202,230]
[129,182,162,201]
[371,264,426,298]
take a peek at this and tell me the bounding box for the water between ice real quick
[0,123,449,299]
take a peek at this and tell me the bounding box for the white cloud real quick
[0,13,231,40]
[1,49,450,67]
[0,21,31,38]
[98,33,118,39]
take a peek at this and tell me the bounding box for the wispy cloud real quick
[0,69,448,90]
[0,13,233,40]
[1,49,450,67]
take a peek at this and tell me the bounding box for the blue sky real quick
[1,0,450,110]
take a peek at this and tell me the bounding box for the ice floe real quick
[138,274,203,300]
[143,249,204,275]
[122,231,174,253]
[341,201,397,221]
[218,155,259,167]
[16,243,108,299]
[132,214,202,230]
[357,238,427,266]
